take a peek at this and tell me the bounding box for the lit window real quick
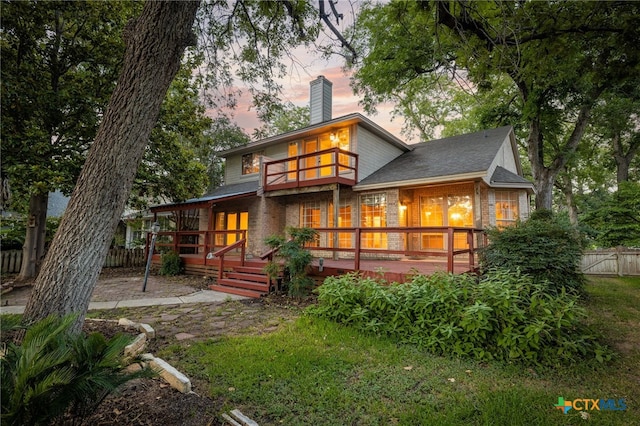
[242,151,263,175]
[495,191,519,227]
[360,193,387,249]
[301,201,321,247]
[329,200,352,248]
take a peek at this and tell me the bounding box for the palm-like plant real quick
[1,314,153,425]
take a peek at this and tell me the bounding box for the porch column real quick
[249,196,284,256]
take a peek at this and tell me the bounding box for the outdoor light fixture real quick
[318,257,324,272]
[142,221,161,292]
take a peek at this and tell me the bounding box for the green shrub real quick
[264,227,317,297]
[308,270,610,366]
[159,251,183,276]
[1,314,152,425]
[479,209,585,295]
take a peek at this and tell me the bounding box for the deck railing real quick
[262,147,358,191]
[150,229,247,264]
[148,227,485,274]
[210,238,247,280]
[308,226,487,273]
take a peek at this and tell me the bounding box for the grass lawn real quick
[161,276,639,425]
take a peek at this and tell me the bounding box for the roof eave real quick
[489,182,536,193]
[353,171,487,191]
[221,113,411,157]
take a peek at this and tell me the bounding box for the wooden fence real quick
[581,248,640,276]
[1,248,147,274]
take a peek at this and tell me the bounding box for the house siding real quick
[355,127,405,181]
[225,144,289,185]
[487,137,519,182]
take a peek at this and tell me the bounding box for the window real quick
[301,201,321,247]
[329,200,352,248]
[360,193,387,249]
[420,194,473,249]
[214,211,248,245]
[242,151,263,175]
[420,196,444,249]
[495,191,519,227]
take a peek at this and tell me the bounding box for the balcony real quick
[262,147,358,192]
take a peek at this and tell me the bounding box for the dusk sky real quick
[212,0,412,143]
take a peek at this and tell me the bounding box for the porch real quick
[149,226,486,296]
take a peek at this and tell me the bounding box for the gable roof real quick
[490,166,535,191]
[355,126,524,190]
[222,113,412,157]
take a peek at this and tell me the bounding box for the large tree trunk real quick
[17,192,48,280]
[527,107,593,211]
[558,173,579,225]
[612,132,640,184]
[22,0,200,332]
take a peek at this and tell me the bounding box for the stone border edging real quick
[87,317,192,394]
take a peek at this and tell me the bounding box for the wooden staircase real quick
[208,240,282,299]
[209,262,276,298]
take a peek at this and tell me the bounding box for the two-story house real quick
[149,76,534,296]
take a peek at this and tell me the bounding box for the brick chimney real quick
[309,76,332,125]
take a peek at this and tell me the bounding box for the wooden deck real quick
[154,253,475,284]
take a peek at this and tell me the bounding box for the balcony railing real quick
[262,147,358,192]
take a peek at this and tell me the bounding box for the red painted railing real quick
[308,226,486,273]
[149,227,485,275]
[152,229,247,264]
[211,238,247,280]
[262,147,358,191]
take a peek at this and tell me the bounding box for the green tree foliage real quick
[1,0,136,206]
[1,314,152,425]
[198,115,250,191]
[130,62,211,210]
[253,101,310,139]
[581,182,640,248]
[0,217,60,251]
[309,270,610,366]
[18,0,349,330]
[480,210,585,295]
[350,1,640,210]
[1,1,212,278]
[264,227,318,297]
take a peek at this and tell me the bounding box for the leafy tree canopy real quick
[581,182,640,248]
[349,0,640,209]
[1,0,138,210]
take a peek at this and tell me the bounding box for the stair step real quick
[232,266,267,275]
[243,260,268,268]
[218,278,269,292]
[226,272,270,284]
[209,284,265,299]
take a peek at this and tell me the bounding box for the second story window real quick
[242,151,263,175]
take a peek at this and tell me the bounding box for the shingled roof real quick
[150,181,259,212]
[355,126,521,189]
